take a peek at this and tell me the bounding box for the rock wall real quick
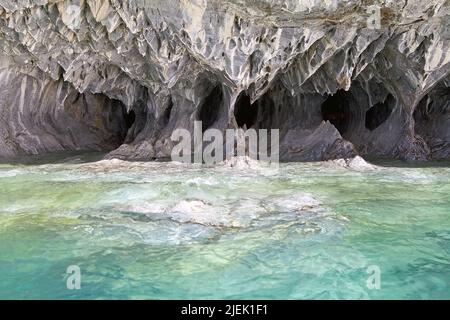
[0,0,449,161]
[0,55,128,157]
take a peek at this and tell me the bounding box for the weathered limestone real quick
[0,56,128,157]
[0,0,449,161]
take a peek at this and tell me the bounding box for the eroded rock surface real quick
[0,0,449,161]
[0,55,128,156]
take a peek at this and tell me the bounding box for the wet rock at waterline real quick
[0,0,449,161]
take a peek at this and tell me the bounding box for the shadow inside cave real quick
[198,85,223,132]
[320,90,352,136]
[234,92,258,129]
[365,94,395,131]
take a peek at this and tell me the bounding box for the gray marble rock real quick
[0,0,449,161]
[0,56,128,157]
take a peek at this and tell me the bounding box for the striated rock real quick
[0,55,128,157]
[414,79,450,160]
[280,121,358,161]
[0,0,449,161]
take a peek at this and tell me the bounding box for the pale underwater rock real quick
[170,200,234,227]
[0,0,449,161]
[262,193,323,213]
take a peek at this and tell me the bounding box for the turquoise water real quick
[0,153,449,299]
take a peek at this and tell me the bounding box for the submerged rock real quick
[262,193,323,213]
[0,1,449,161]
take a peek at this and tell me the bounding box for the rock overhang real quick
[0,0,448,161]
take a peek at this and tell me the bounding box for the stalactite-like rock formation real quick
[0,0,449,161]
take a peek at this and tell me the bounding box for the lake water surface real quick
[0,153,449,299]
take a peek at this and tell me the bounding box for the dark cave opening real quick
[122,99,149,145]
[414,85,450,124]
[125,110,136,129]
[321,90,351,135]
[365,94,394,131]
[414,95,432,123]
[234,93,258,128]
[198,85,223,132]
[162,97,173,126]
[253,94,276,129]
[412,85,450,159]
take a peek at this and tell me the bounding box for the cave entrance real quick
[414,95,432,123]
[365,94,394,131]
[162,97,173,126]
[125,110,136,129]
[234,93,258,129]
[198,85,223,132]
[321,90,351,135]
[122,99,148,144]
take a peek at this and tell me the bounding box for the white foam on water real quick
[185,177,219,186]
[0,168,26,178]
[397,169,436,183]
